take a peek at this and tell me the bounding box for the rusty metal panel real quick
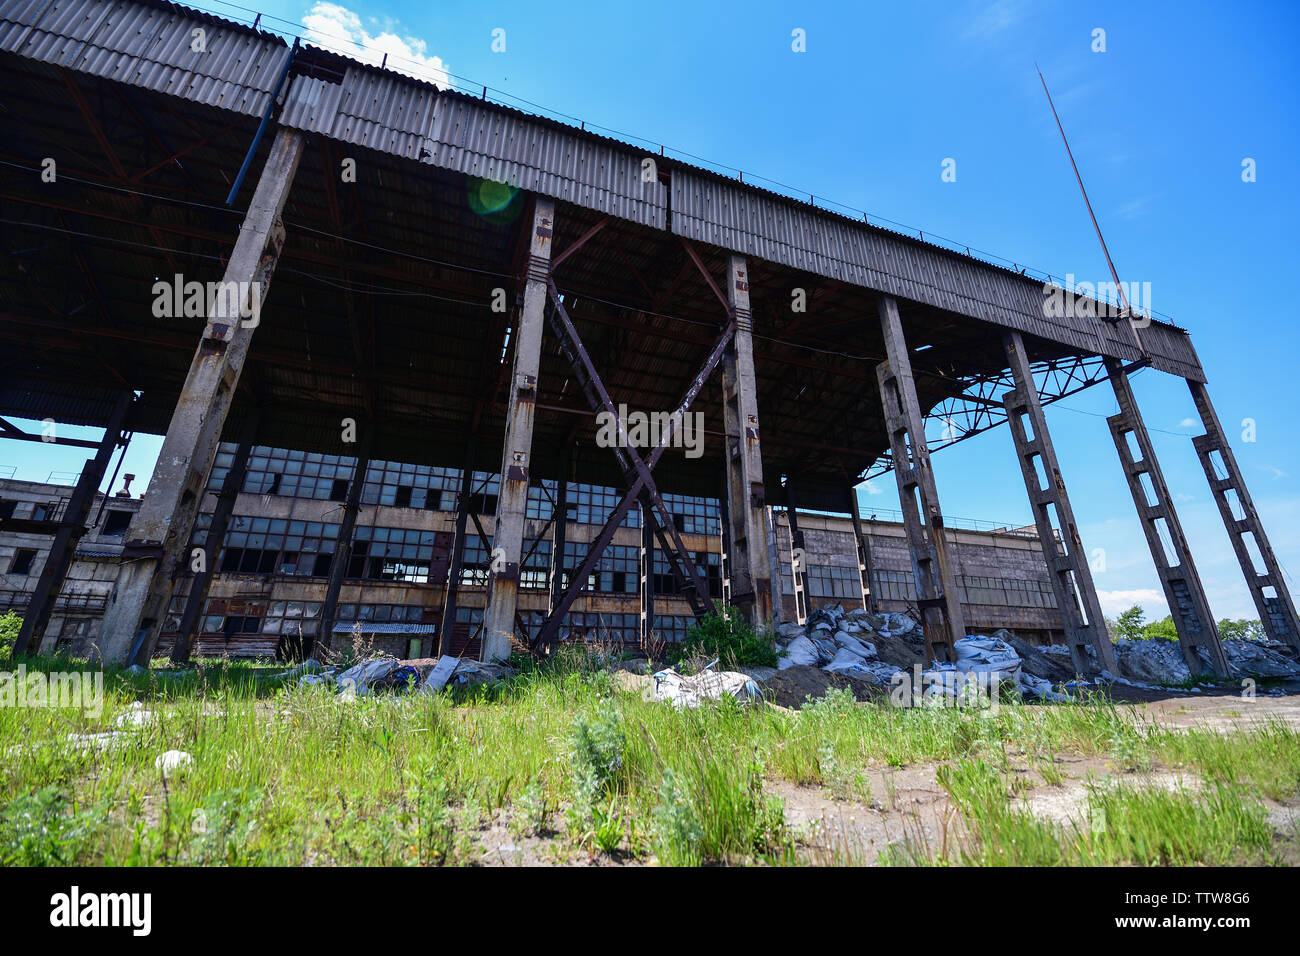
[0,0,290,116]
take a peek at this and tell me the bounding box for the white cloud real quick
[1178,417,1196,428]
[1096,588,1168,618]
[964,0,1028,39]
[1260,465,1287,480]
[863,480,885,496]
[302,3,451,88]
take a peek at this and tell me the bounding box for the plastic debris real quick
[650,668,762,709]
[155,750,192,778]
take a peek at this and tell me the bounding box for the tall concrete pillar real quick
[876,295,965,662]
[100,128,303,666]
[170,412,259,663]
[482,197,554,661]
[1106,359,1228,676]
[1003,332,1116,674]
[719,255,773,624]
[1186,379,1300,653]
[16,392,132,656]
[317,436,371,657]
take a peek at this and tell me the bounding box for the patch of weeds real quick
[651,768,702,866]
[0,786,99,866]
[182,788,264,866]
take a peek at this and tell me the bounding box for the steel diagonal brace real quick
[545,279,714,599]
[532,303,738,651]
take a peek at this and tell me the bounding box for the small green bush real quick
[682,604,777,668]
[0,611,20,662]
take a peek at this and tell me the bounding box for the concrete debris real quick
[1222,639,1300,679]
[294,654,516,696]
[1113,639,1192,685]
[773,606,1079,702]
[650,667,763,709]
[155,750,192,778]
[114,701,154,728]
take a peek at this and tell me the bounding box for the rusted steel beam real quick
[551,216,609,271]
[544,278,712,607]
[532,316,738,653]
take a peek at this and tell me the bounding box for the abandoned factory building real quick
[0,451,1065,660]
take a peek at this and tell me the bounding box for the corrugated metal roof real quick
[0,0,1202,382]
[0,0,290,116]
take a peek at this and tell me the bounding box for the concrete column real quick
[16,393,131,656]
[784,487,809,624]
[1186,379,1300,653]
[719,255,773,624]
[1106,359,1228,676]
[717,475,733,608]
[876,295,965,662]
[435,442,476,657]
[639,496,655,646]
[100,128,303,666]
[1003,332,1116,674]
[317,436,371,658]
[482,197,554,661]
[846,486,877,612]
[170,413,259,663]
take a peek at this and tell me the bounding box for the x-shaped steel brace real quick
[532,287,737,652]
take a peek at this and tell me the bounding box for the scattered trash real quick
[155,750,192,778]
[650,668,762,709]
[418,656,461,694]
[114,702,153,729]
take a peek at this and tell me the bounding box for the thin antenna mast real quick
[1037,65,1146,356]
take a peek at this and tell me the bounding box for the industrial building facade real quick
[2,0,1296,677]
[1,456,1065,659]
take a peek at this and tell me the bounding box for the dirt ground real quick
[1107,685,1300,731]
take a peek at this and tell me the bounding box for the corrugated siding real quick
[429,96,666,228]
[667,169,1192,372]
[0,0,288,115]
[280,67,438,161]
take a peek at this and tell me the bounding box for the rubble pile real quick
[771,603,1300,700]
[292,655,516,696]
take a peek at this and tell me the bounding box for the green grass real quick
[0,652,1296,866]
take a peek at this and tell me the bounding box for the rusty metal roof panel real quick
[0,0,289,116]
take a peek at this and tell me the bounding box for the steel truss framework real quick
[861,354,1112,482]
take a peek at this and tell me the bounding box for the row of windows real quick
[206,444,721,531]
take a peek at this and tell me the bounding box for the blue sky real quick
[7,0,1298,622]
